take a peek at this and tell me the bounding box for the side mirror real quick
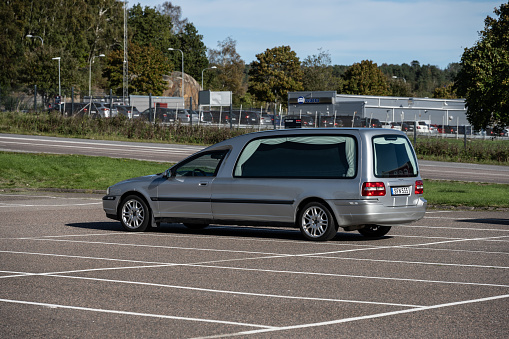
[163,168,173,178]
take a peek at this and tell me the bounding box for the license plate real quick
[391,186,410,196]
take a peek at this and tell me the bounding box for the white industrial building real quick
[288,91,468,127]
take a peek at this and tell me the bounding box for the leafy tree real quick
[342,60,389,95]
[388,76,412,97]
[208,37,246,97]
[433,83,457,99]
[301,49,342,92]
[0,0,123,101]
[103,42,170,96]
[158,1,188,33]
[248,46,303,104]
[455,3,509,130]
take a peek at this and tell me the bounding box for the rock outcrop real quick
[163,72,201,108]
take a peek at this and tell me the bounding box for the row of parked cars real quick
[144,108,277,125]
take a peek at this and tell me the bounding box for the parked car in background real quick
[382,122,402,130]
[361,117,382,128]
[284,114,315,128]
[177,109,199,123]
[319,115,338,128]
[238,111,260,125]
[103,128,426,241]
[116,105,140,119]
[95,103,114,118]
[336,115,362,127]
[141,108,176,123]
[259,113,274,125]
[400,122,411,132]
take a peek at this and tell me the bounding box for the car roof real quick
[204,127,406,151]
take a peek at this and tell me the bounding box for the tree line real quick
[1,1,507,130]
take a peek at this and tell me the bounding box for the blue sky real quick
[135,0,501,69]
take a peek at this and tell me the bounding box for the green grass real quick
[423,180,509,208]
[0,152,170,191]
[1,151,507,208]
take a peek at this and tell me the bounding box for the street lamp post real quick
[52,57,61,113]
[89,54,105,105]
[26,34,44,46]
[168,48,184,101]
[201,66,217,90]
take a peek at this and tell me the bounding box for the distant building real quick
[288,91,468,126]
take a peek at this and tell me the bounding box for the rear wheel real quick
[184,223,209,230]
[358,225,391,238]
[120,195,151,232]
[299,202,337,241]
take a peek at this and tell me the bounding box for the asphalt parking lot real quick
[0,192,508,338]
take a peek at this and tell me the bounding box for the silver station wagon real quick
[103,128,427,241]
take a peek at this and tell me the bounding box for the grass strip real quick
[1,152,507,208]
[0,152,170,191]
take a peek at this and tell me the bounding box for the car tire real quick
[183,223,209,230]
[299,202,337,241]
[119,195,151,232]
[358,225,391,238]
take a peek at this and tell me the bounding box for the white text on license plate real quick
[391,186,410,196]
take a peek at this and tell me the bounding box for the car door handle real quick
[199,182,208,186]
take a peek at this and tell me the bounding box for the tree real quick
[455,3,509,130]
[342,60,389,95]
[103,42,170,96]
[176,23,208,81]
[248,46,303,104]
[301,49,342,92]
[129,4,176,56]
[433,83,457,99]
[158,1,188,33]
[208,37,246,97]
[0,0,123,100]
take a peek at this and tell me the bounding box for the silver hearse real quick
[103,128,427,241]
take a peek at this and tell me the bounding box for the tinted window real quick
[373,136,417,177]
[174,150,228,177]
[234,136,356,178]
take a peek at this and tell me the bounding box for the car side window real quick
[174,150,228,177]
[234,136,357,178]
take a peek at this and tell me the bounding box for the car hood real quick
[115,174,160,185]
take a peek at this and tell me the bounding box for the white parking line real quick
[193,294,509,338]
[41,274,424,308]
[0,298,274,329]
[0,202,101,207]
[1,248,507,288]
[398,224,509,232]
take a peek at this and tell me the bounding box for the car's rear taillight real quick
[415,180,424,194]
[362,182,386,196]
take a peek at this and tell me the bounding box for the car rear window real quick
[234,136,356,178]
[373,135,418,177]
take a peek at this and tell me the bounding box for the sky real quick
[134,0,502,69]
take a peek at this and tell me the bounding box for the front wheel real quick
[358,225,391,238]
[299,202,337,241]
[120,195,151,232]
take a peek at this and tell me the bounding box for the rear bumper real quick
[330,197,427,227]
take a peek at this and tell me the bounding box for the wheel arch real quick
[117,190,153,219]
[295,197,338,227]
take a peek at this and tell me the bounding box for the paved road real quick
[1,133,508,184]
[0,192,508,338]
